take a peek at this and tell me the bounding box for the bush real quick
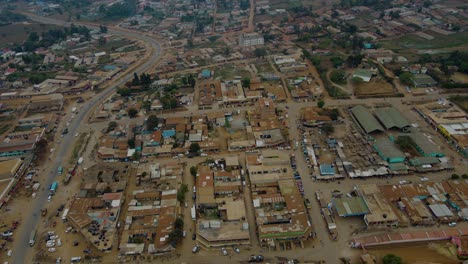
[383,254,402,264]
[462,174,468,179]
[330,70,346,84]
[451,174,460,179]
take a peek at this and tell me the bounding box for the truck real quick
[50,181,58,194]
[29,229,37,246]
[57,166,63,175]
[32,183,40,191]
[78,157,84,165]
[62,208,69,222]
[191,206,196,221]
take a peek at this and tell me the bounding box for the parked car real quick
[192,233,196,240]
[48,248,56,253]
[249,255,264,263]
[1,231,13,237]
[221,247,228,256]
[448,222,457,227]
[234,247,240,254]
[192,245,201,253]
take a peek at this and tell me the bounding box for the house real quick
[239,33,264,47]
[411,74,437,88]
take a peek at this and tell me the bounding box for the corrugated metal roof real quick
[374,107,410,130]
[374,137,405,161]
[351,105,384,134]
[428,204,453,217]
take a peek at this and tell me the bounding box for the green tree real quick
[28,32,39,42]
[117,87,131,97]
[462,174,468,179]
[423,0,432,8]
[107,121,118,132]
[177,184,188,203]
[321,123,335,134]
[131,151,141,160]
[190,166,197,177]
[146,115,159,131]
[382,254,402,264]
[167,228,183,247]
[254,48,267,58]
[132,72,140,86]
[451,174,460,180]
[127,108,138,118]
[189,143,200,154]
[98,36,106,46]
[127,138,135,148]
[399,72,414,86]
[330,70,346,84]
[241,77,251,88]
[317,100,325,108]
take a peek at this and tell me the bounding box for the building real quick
[350,105,384,134]
[374,107,410,131]
[411,74,437,88]
[239,33,264,47]
[373,136,406,163]
[355,184,399,228]
[352,69,373,82]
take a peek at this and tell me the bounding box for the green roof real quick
[351,105,384,134]
[353,69,373,79]
[409,156,440,166]
[333,197,370,217]
[374,107,410,130]
[374,137,406,162]
[405,127,444,157]
[411,74,437,87]
[388,163,409,171]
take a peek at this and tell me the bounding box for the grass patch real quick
[70,133,88,165]
[379,32,468,51]
[213,64,250,79]
[0,124,10,135]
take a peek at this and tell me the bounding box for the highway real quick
[12,14,162,263]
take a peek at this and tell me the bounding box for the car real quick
[249,255,264,263]
[192,245,201,253]
[46,243,55,248]
[399,180,408,185]
[56,257,62,264]
[48,196,52,202]
[31,192,36,199]
[7,249,12,257]
[192,233,196,240]
[221,247,228,256]
[65,227,73,233]
[48,248,56,253]
[448,222,457,227]
[234,247,240,254]
[421,177,429,182]
[1,231,13,237]
[57,239,62,247]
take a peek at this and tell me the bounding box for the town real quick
[0,0,467,263]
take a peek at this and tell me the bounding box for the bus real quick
[29,229,37,246]
[50,181,58,194]
[57,166,63,175]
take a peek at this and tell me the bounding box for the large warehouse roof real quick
[351,105,384,134]
[374,137,405,162]
[333,197,370,217]
[405,127,444,157]
[374,107,410,130]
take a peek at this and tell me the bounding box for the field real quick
[213,64,250,79]
[0,23,63,47]
[379,32,468,52]
[451,72,468,84]
[354,78,395,96]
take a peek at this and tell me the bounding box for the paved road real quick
[12,14,162,264]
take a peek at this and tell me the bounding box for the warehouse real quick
[405,128,444,157]
[332,196,370,217]
[373,136,406,163]
[374,107,410,131]
[351,105,384,134]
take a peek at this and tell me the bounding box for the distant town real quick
[0,0,467,264]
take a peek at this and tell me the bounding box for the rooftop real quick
[351,105,384,134]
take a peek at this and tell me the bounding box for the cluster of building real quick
[246,150,312,249]
[119,161,183,254]
[332,180,468,229]
[194,157,251,248]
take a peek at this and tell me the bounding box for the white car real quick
[421,177,429,182]
[50,235,58,240]
[48,248,56,253]
[399,180,408,185]
[31,193,36,199]
[48,231,55,236]
[221,247,228,256]
[7,249,12,257]
[48,196,52,202]
[46,243,55,248]
[57,239,62,247]
[449,222,457,227]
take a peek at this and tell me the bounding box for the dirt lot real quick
[354,78,395,96]
[451,72,468,83]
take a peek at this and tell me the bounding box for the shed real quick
[374,107,410,130]
[351,105,384,134]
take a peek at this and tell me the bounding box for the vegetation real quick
[146,115,159,131]
[396,136,415,152]
[189,143,200,154]
[317,100,325,108]
[254,48,267,58]
[190,166,197,177]
[330,70,346,84]
[0,10,26,26]
[98,0,137,19]
[382,254,403,264]
[451,174,460,180]
[321,123,335,134]
[399,72,414,86]
[242,77,251,88]
[167,218,184,247]
[107,121,118,133]
[177,184,188,203]
[127,108,138,118]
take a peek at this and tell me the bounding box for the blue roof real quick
[103,65,117,71]
[319,164,335,175]
[201,69,211,78]
[162,129,176,138]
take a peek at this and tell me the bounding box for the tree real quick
[117,87,131,97]
[107,121,118,132]
[330,70,346,84]
[451,174,460,180]
[98,36,106,46]
[132,72,140,86]
[127,138,135,148]
[167,228,183,247]
[382,254,402,264]
[28,32,39,42]
[190,166,197,177]
[352,76,364,83]
[189,143,200,154]
[174,218,184,230]
[241,77,251,88]
[254,48,267,58]
[399,72,414,86]
[462,174,468,179]
[127,108,138,118]
[131,151,141,160]
[317,100,325,108]
[321,123,335,134]
[146,115,159,131]
[177,184,188,203]
[423,0,432,8]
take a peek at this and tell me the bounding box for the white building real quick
[239,33,264,47]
